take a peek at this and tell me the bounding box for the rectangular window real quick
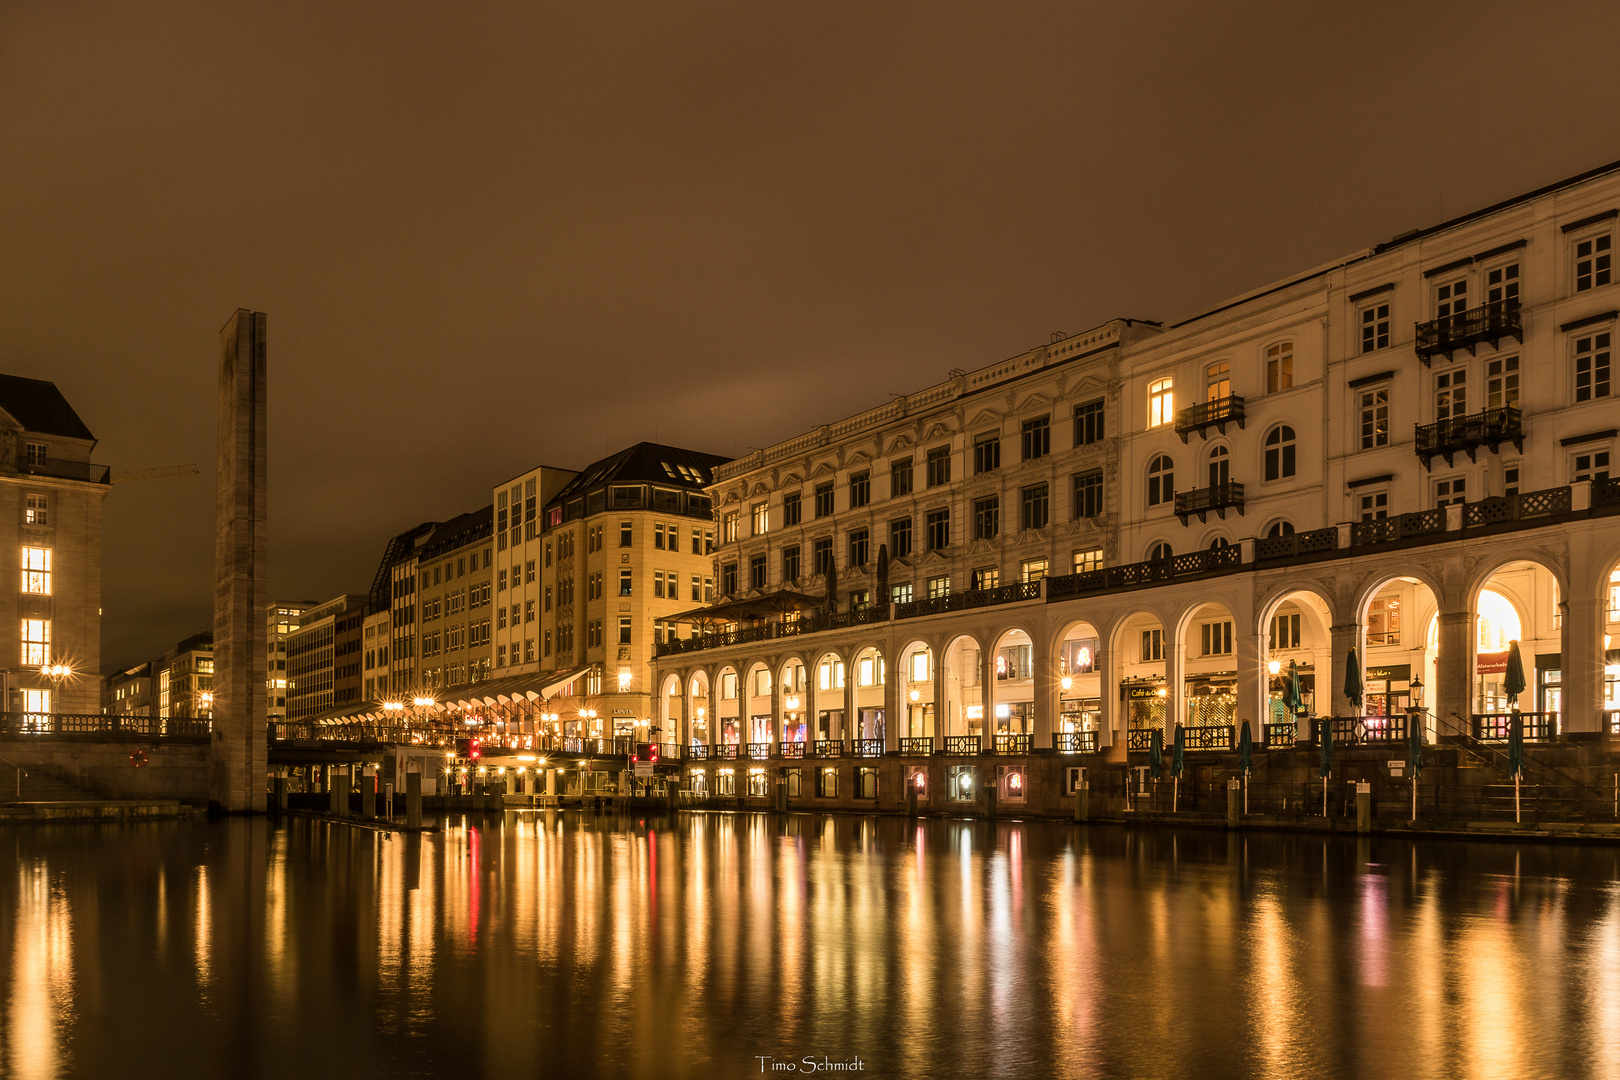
[891,458,913,498]
[812,539,833,576]
[654,522,666,550]
[619,521,632,547]
[722,511,739,544]
[749,555,767,589]
[1360,300,1391,353]
[722,563,738,595]
[524,600,534,623]
[1020,558,1048,584]
[972,497,999,541]
[926,508,950,551]
[615,569,631,597]
[752,502,770,535]
[526,560,535,583]
[1435,476,1467,507]
[891,582,913,604]
[1434,277,1468,321]
[849,471,870,508]
[1358,387,1389,449]
[20,618,48,666]
[21,547,50,595]
[1269,613,1302,650]
[1072,548,1103,574]
[1020,416,1050,460]
[25,442,46,466]
[1575,331,1613,401]
[653,570,665,598]
[1504,462,1521,497]
[497,568,508,591]
[1073,399,1105,446]
[1147,378,1174,427]
[971,567,999,591]
[1072,469,1103,519]
[1266,342,1294,393]
[24,494,46,526]
[691,575,701,602]
[1140,629,1163,662]
[1486,261,1520,305]
[778,545,799,582]
[619,617,632,646]
[926,446,951,487]
[1435,367,1467,420]
[1576,231,1612,292]
[814,483,835,518]
[782,491,802,527]
[1486,355,1520,410]
[1572,449,1612,482]
[926,575,951,600]
[848,528,869,567]
[1200,620,1233,656]
[1367,596,1401,645]
[1020,484,1048,530]
[889,517,912,558]
[1358,491,1388,521]
[973,432,1000,474]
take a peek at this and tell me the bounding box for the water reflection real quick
[2,817,1620,1078]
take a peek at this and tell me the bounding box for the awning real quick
[668,588,824,625]
[441,665,594,709]
[305,702,385,726]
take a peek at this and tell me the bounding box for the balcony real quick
[1174,395,1246,442]
[1415,406,1523,469]
[1415,299,1522,367]
[1174,481,1245,524]
[11,459,111,485]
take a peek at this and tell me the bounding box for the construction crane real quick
[109,464,201,485]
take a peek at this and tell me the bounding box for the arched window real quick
[1207,536,1231,551]
[1266,342,1294,393]
[1148,378,1174,426]
[1264,425,1296,480]
[1148,541,1173,561]
[1207,444,1230,488]
[1205,361,1231,401]
[1147,454,1175,506]
[1266,520,1295,539]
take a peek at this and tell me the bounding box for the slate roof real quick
[546,442,730,510]
[0,375,96,442]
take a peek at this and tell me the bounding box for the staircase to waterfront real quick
[0,765,102,804]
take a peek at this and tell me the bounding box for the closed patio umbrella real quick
[1238,720,1254,815]
[1508,709,1526,824]
[1171,724,1185,811]
[1343,646,1364,717]
[1407,706,1424,822]
[824,560,839,614]
[1504,640,1527,711]
[1284,660,1304,731]
[1319,703,1334,817]
[1148,727,1163,781]
[875,544,890,608]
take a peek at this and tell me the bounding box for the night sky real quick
[3,2,1618,672]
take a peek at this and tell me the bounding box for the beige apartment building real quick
[0,376,109,716]
[267,601,314,723]
[284,595,369,721]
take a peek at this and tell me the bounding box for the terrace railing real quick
[992,733,1032,755]
[943,735,981,756]
[1054,730,1099,754]
[899,737,935,756]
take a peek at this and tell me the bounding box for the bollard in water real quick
[406,771,422,830]
[1356,782,1372,834]
[984,781,998,820]
[907,780,919,818]
[360,771,376,819]
[274,776,289,813]
[1227,778,1241,829]
[331,773,350,818]
[1075,783,1090,823]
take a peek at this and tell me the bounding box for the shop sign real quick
[1476,651,1508,675]
[1365,664,1411,681]
[1121,684,1164,701]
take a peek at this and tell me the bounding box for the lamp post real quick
[39,661,73,732]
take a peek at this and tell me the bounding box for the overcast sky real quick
[3,1,1619,671]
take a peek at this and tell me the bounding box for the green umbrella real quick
[1508,710,1526,824]
[1283,660,1304,717]
[1237,720,1253,774]
[1148,728,1163,780]
[1171,725,1185,778]
[1318,709,1334,779]
[1504,640,1527,710]
[1407,707,1424,821]
[1343,646,1364,715]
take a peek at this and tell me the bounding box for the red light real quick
[649,744,660,763]
[468,738,481,760]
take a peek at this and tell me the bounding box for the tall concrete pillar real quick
[1235,630,1265,741]
[1163,625,1185,741]
[842,655,857,744]
[211,309,268,813]
[1560,597,1606,733]
[1097,643,1118,754]
[881,654,900,753]
[1328,623,1362,718]
[981,640,998,750]
[1435,610,1474,736]
[1033,625,1057,753]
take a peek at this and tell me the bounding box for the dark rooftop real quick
[547,442,730,510]
[0,375,96,442]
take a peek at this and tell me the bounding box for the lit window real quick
[752,502,769,535]
[24,494,47,526]
[21,618,49,666]
[1147,378,1174,427]
[1205,361,1230,401]
[1072,549,1103,574]
[21,547,50,595]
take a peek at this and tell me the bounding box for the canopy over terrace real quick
[440,664,593,710]
[669,588,824,627]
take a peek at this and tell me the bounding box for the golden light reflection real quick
[8,864,71,1080]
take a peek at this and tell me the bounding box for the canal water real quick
[2,812,1617,1080]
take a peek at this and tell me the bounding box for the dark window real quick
[926,508,950,550]
[1020,484,1049,530]
[848,528,869,567]
[749,555,767,589]
[619,521,633,547]
[1575,331,1613,401]
[1576,233,1612,292]
[1073,469,1103,519]
[722,563,738,595]
[812,538,834,576]
[926,446,951,487]
[1360,301,1390,353]
[1147,455,1175,506]
[1021,416,1050,460]
[783,491,801,527]
[815,483,835,517]
[891,458,913,497]
[973,433,1000,474]
[889,517,913,558]
[783,545,801,581]
[849,471,870,508]
[1264,426,1297,481]
[1073,399,1105,445]
[973,496,999,541]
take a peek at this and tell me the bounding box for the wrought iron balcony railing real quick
[1415,299,1522,366]
[1174,481,1245,524]
[1054,731,1098,754]
[1415,406,1523,469]
[1174,395,1246,442]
